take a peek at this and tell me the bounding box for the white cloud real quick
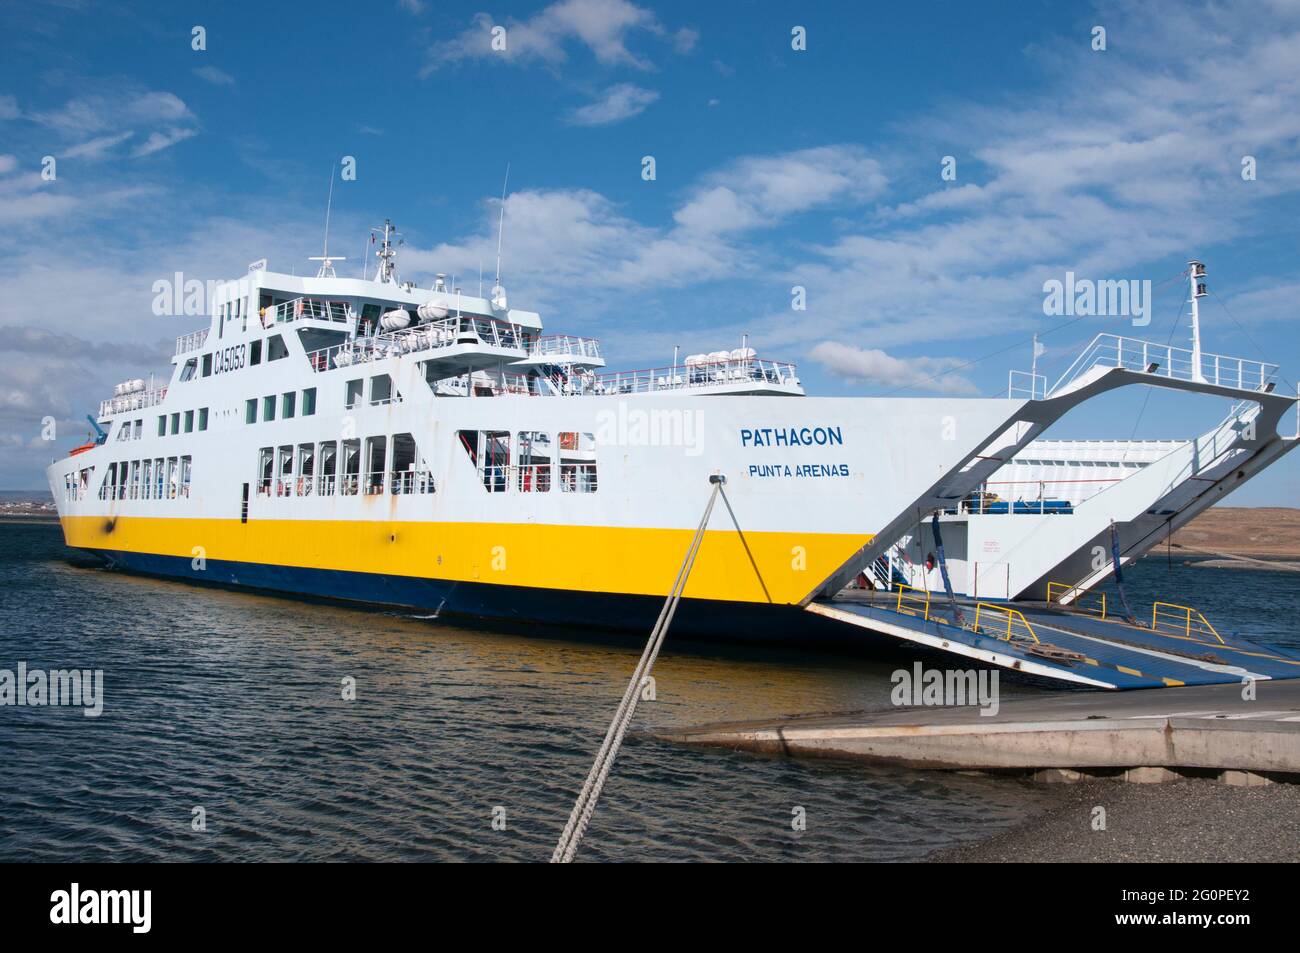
[28,88,199,163]
[0,95,18,120]
[565,83,658,125]
[423,0,692,73]
[0,154,16,174]
[674,145,887,235]
[63,131,134,159]
[809,341,977,395]
[193,66,236,86]
[133,128,197,157]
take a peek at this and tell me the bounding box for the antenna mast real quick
[309,164,347,278]
[490,164,510,312]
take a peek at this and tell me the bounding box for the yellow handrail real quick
[973,603,1041,644]
[1046,581,1107,620]
[1151,601,1225,645]
[895,583,931,621]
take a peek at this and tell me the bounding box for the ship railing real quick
[1151,601,1225,645]
[99,387,168,418]
[972,603,1042,644]
[1046,581,1107,619]
[530,334,602,361]
[472,463,595,493]
[1049,333,1278,397]
[390,468,437,495]
[563,357,798,396]
[1007,369,1046,400]
[175,328,209,355]
[265,297,354,327]
[306,316,527,372]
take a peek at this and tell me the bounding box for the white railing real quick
[307,315,527,372]
[175,328,209,355]
[1007,369,1046,400]
[99,387,167,418]
[530,334,602,361]
[265,297,353,327]
[579,357,800,396]
[1050,333,1278,397]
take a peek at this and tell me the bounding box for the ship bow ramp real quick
[786,351,1299,691]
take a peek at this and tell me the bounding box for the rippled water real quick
[1,521,1295,861]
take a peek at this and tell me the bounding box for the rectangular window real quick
[559,432,598,493]
[276,445,293,496]
[184,410,194,433]
[517,432,552,493]
[257,447,273,496]
[461,430,510,493]
[302,387,317,416]
[170,412,180,435]
[141,459,153,500]
[129,461,141,500]
[282,391,296,419]
[389,433,417,494]
[341,439,361,496]
[364,435,387,495]
[133,419,143,440]
[166,456,179,499]
[179,357,198,382]
[250,339,263,366]
[202,353,213,377]
[267,335,288,361]
[101,462,117,500]
[158,415,167,437]
[262,395,276,422]
[198,408,208,431]
[318,441,337,496]
[245,398,257,424]
[180,456,192,497]
[369,375,393,405]
[297,443,315,496]
[345,378,363,409]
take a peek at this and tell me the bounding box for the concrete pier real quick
[656,680,1300,779]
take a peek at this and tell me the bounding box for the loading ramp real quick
[808,591,1300,690]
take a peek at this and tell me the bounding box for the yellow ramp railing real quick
[894,583,931,621]
[1046,581,1107,620]
[1151,602,1225,645]
[973,603,1041,644]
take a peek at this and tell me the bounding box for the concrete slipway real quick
[655,679,1300,782]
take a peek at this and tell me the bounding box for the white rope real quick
[551,479,722,863]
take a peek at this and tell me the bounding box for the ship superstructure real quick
[49,234,1300,688]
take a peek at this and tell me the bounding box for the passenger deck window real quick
[559,432,598,493]
[341,439,361,495]
[364,436,387,495]
[318,441,337,496]
[267,335,288,361]
[517,432,551,492]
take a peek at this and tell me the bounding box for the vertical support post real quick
[1189,260,1205,383]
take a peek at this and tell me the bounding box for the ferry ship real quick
[48,226,1300,688]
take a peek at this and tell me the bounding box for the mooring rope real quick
[550,477,723,863]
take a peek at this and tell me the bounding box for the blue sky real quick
[1,0,1298,502]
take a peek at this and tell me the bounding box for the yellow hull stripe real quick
[60,516,873,605]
